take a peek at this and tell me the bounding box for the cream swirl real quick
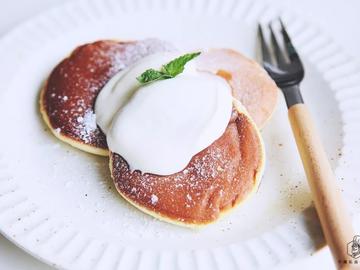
[95,52,233,175]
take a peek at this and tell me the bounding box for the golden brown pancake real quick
[40,42,276,156]
[110,100,265,226]
[196,48,279,128]
[40,39,171,155]
[40,40,268,226]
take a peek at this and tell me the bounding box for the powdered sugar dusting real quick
[112,141,234,218]
[110,111,260,223]
[76,109,97,143]
[105,38,175,76]
[150,194,158,205]
[45,39,173,146]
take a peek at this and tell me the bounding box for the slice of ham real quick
[196,48,278,128]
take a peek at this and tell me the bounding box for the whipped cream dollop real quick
[95,52,233,175]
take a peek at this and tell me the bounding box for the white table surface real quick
[0,0,358,269]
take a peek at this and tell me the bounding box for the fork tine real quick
[268,23,286,66]
[279,19,299,61]
[258,24,272,64]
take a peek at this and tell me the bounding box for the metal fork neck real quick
[281,84,304,108]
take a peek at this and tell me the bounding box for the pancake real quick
[40,39,172,155]
[40,42,276,156]
[40,41,267,226]
[196,48,279,128]
[109,100,265,227]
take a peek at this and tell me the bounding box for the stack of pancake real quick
[40,39,278,227]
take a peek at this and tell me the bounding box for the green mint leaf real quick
[136,69,165,84]
[137,52,201,85]
[162,52,201,77]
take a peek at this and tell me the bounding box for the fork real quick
[258,20,355,269]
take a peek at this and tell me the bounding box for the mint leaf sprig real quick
[136,52,201,84]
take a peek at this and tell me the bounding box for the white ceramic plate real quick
[0,0,359,269]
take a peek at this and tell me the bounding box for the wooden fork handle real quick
[288,103,356,269]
